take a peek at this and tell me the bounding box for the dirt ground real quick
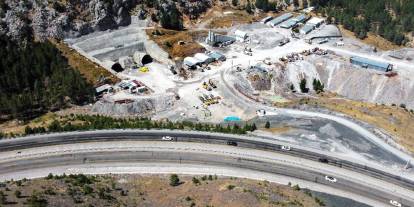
[146,28,207,59]
[0,174,323,207]
[52,40,120,86]
[206,9,260,29]
[276,93,414,154]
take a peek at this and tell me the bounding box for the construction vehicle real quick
[199,96,205,102]
[301,50,311,56]
[169,65,177,75]
[208,79,217,88]
[139,66,149,73]
[279,57,288,63]
[243,50,253,56]
[263,58,272,65]
[202,82,212,91]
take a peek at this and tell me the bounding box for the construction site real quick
[61,6,414,169]
[64,7,414,120]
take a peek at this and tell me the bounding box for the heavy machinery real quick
[202,82,212,91]
[208,79,217,88]
[139,66,149,73]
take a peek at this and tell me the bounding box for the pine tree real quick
[300,78,309,93]
[246,0,253,14]
[232,0,239,7]
[0,190,6,204]
[251,123,257,131]
[312,79,324,94]
[169,174,180,186]
[265,121,270,129]
[290,84,295,92]
[293,0,300,8]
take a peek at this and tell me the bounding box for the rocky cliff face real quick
[0,0,139,41]
[0,0,213,42]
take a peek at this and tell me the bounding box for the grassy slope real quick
[52,40,120,86]
[0,174,322,207]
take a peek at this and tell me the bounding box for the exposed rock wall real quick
[315,57,414,108]
[248,72,272,91]
[145,40,175,66]
[276,55,414,109]
[0,0,214,41]
[91,94,175,116]
[0,0,137,41]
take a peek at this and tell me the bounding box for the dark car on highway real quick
[318,158,329,163]
[227,141,238,146]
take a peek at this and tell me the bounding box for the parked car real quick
[318,158,329,163]
[281,146,291,151]
[325,176,337,183]
[162,136,174,141]
[389,200,402,207]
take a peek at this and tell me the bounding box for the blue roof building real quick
[350,56,393,72]
[261,16,273,24]
[300,24,314,34]
[295,14,308,23]
[268,13,293,27]
[280,19,297,29]
[280,14,308,29]
[208,51,226,61]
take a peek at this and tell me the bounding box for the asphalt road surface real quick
[1,131,414,207]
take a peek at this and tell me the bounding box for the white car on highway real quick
[389,200,402,207]
[325,176,337,183]
[161,136,174,141]
[281,145,291,151]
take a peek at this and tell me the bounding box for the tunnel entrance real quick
[111,62,124,72]
[141,54,153,65]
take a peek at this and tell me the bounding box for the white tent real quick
[234,30,248,42]
[183,57,202,67]
[194,53,215,64]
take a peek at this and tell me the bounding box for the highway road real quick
[0,130,414,207]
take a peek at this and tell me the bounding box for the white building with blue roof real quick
[280,14,308,29]
[350,56,393,72]
[268,13,293,27]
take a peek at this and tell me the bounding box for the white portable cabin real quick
[307,17,325,27]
